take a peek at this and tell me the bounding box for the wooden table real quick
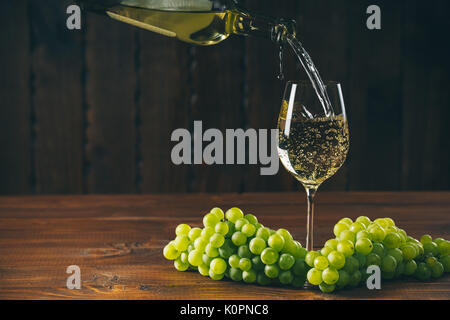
[0,192,449,300]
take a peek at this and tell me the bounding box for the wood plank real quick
[30,0,84,193]
[138,32,192,193]
[346,0,404,191]
[85,13,137,193]
[401,0,450,190]
[0,0,31,194]
[0,192,449,299]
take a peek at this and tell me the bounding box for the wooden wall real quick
[1,0,449,195]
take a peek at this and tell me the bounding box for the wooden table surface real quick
[0,192,449,300]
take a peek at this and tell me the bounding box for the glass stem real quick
[305,187,317,252]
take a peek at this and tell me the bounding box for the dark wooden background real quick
[1,0,449,195]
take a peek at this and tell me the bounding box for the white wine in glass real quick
[277,81,349,252]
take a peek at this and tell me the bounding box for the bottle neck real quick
[227,8,296,44]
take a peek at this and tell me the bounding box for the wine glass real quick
[277,81,349,252]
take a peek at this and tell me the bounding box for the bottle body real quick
[78,0,296,45]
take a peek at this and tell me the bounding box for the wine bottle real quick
[77,0,296,45]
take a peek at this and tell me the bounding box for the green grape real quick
[198,263,210,276]
[231,231,247,246]
[297,247,308,260]
[430,262,444,278]
[395,262,405,277]
[333,222,349,237]
[319,282,336,293]
[339,230,356,243]
[225,207,244,223]
[230,267,243,281]
[339,217,353,226]
[194,237,208,251]
[242,223,256,237]
[201,226,215,239]
[343,256,359,274]
[257,272,271,286]
[387,248,403,264]
[268,234,285,252]
[188,227,202,241]
[438,241,450,256]
[278,253,295,270]
[210,258,227,274]
[235,218,250,231]
[238,245,252,259]
[203,254,213,266]
[228,254,240,269]
[292,275,307,288]
[355,216,371,228]
[400,244,417,260]
[328,251,346,269]
[348,270,362,287]
[372,242,385,257]
[322,267,339,285]
[349,222,365,234]
[282,239,299,256]
[173,235,190,252]
[433,237,445,245]
[356,230,370,240]
[225,221,235,237]
[255,223,263,230]
[264,264,280,279]
[337,240,355,257]
[397,229,407,243]
[256,227,271,241]
[404,259,417,276]
[244,214,258,225]
[209,233,225,248]
[314,256,329,271]
[354,252,367,267]
[383,232,402,249]
[384,217,395,227]
[163,243,179,260]
[381,255,397,273]
[368,224,386,242]
[249,237,266,255]
[276,229,294,242]
[420,234,433,245]
[239,258,252,271]
[425,256,438,267]
[205,243,219,258]
[321,246,334,257]
[218,244,234,259]
[188,249,204,267]
[210,207,224,220]
[439,255,450,272]
[307,268,323,285]
[243,269,257,283]
[373,218,389,229]
[325,239,339,250]
[279,270,294,285]
[415,262,431,280]
[292,259,307,276]
[180,252,189,264]
[355,238,373,255]
[209,269,224,280]
[365,253,381,267]
[175,223,191,236]
[305,251,321,267]
[203,213,219,228]
[187,243,195,252]
[252,255,265,272]
[260,248,279,265]
[215,222,229,236]
[336,270,350,289]
[382,271,395,280]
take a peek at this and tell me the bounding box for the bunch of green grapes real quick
[306,216,450,293]
[163,207,310,287]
